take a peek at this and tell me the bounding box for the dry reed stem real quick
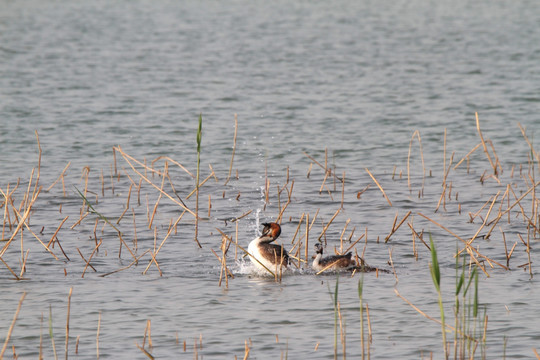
[364,168,392,206]
[407,130,426,194]
[47,216,69,248]
[487,139,503,175]
[243,339,250,360]
[46,162,72,192]
[148,165,167,229]
[416,213,490,275]
[135,343,154,359]
[408,223,429,250]
[475,112,498,175]
[185,171,216,200]
[485,181,540,238]
[0,292,26,358]
[461,192,500,253]
[19,248,30,278]
[317,209,341,242]
[150,156,194,178]
[384,210,412,243]
[142,211,186,275]
[0,256,21,280]
[1,184,14,237]
[114,146,197,218]
[303,151,343,181]
[65,287,72,360]
[290,213,305,245]
[469,195,494,223]
[82,239,102,278]
[394,288,481,342]
[76,248,97,273]
[319,167,330,194]
[276,180,294,223]
[0,187,59,261]
[210,247,233,286]
[100,250,150,277]
[23,168,35,212]
[454,144,482,170]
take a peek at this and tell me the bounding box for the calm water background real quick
[1,0,540,358]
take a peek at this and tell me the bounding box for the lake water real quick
[1,0,540,358]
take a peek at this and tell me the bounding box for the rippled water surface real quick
[1,0,540,358]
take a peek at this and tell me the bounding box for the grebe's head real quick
[261,222,281,240]
[314,242,324,255]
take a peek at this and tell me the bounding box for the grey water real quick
[1,0,540,358]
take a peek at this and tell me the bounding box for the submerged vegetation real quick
[1,114,539,358]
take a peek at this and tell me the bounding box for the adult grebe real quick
[248,222,289,272]
[312,243,357,272]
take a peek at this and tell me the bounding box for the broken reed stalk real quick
[394,288,458,333]
[185,171,217,200]
[364,168,392,206]
[142,211,186,275]
[150,155,194,178]
[485,181,540,239]
[76,248,97,273]
[317,208,341,242]
[82,239,102,278]
[148,163,167,229]
[418,213,508,274]
[47,216,69,248]
[407,130,425,195]
[475,112,498,175]
[46,162,72,193]
[384,210,411,243]
[276,180,294,223]
[0,292,26,358]
[453,142,481,170]
[0,187,59,261]
[0,256,21,280]
[461,192,500,252]
[114,146,197,217]
[303,151,343,182]
[224,113,238,185]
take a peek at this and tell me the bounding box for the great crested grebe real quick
[248,222,290,272]
[312,243,357,272]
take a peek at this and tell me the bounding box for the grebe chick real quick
[248,222,290,273]
[312,243,357,272]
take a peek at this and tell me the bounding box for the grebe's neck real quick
[312,252,322,268]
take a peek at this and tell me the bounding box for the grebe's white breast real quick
[248,223,289,273]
